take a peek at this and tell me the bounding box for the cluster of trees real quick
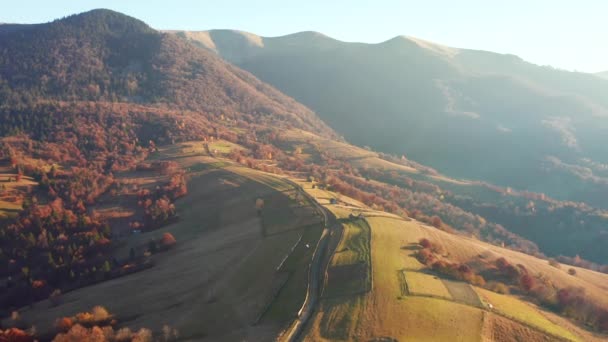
[51,306,178,341]
[0,193,115,309]
[4,304,178,341]
[360,162,608,270]
[416,238,486,287]
[491,257,608,332]
[450,190,608,266]
[132,173,186,231]
[0,103,196,313]
[328,171,539,255]
[0,328,34,342]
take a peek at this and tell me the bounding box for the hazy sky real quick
[2,0,606,73]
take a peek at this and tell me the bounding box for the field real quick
[402,271,451,299]
[300,191,593,341]
[442,280,483,307]
[476,288,580,341]
[0,165,38,219]
[6,144,323,341]
[304,208,485,341]
[324,218,371,297]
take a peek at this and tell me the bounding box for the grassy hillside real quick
[296,182,603,342]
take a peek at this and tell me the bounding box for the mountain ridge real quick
[172,28,608,206]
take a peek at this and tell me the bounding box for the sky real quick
[2,0,607,73]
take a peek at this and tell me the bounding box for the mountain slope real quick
[176,30,608,207]
[0,10,334,137]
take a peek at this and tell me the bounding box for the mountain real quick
[0,10,334,137]
[176,30,608,207]
[598,71,608,80]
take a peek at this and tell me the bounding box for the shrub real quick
[91,306,110,322]
[486,281,510,294]
[431,216,443,229]
[419,238,431,249]
[55,317,74,333]
[519,274,536,292]
[161,233,177,248]
[532,284,558,308]
[49,289,62,306]
[495,257,520,279]
[548,259,561,269]
[473,274,486,287]
[416,248,435,265]
[568,268,577,276]
[0,328,33,342]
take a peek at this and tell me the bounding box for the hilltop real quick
[0,9,334,137]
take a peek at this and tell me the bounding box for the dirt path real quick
[281,180,339,342]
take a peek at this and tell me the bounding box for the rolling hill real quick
[176,29,608,207]
[296,182,606,342]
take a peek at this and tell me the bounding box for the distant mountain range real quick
[174,29,608,207]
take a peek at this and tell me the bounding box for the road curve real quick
[282,180,337,342]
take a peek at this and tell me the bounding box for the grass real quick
[324,219,371,296]
[0,200,21,219]
[263,225,323,322]
[305,213,484,341]
[442,279,482,307]
[476,288,581,341]
[186,160,230,172]
[363,217,484,341]
[298,185,593,341]
[404,271,452,299]
[208,140,243,154]
[305,295,365,341]
[227,165,293,192]
[331,220,369,266]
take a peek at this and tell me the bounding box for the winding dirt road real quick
[282,181,338,342]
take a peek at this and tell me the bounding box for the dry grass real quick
[324,218,371,297]
[404,271,452,299]
[352,215,584,341]
[477,288,580,341]
[482,312,563,342]
[0,166,38,219]
[305,213,484,341]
